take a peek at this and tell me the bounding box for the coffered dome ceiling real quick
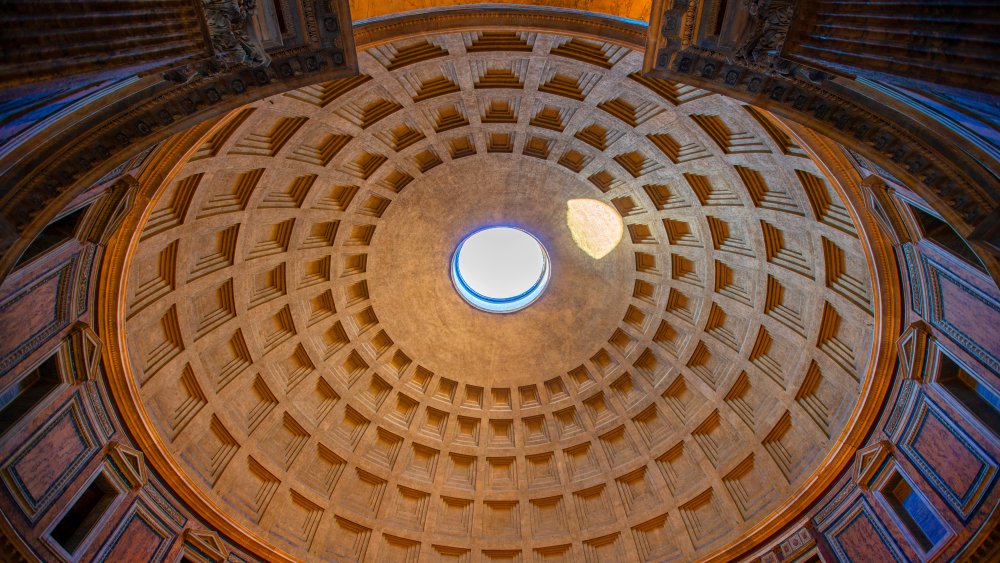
[114,30,885,561]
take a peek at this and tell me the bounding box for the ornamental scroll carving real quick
[202,0,271,70]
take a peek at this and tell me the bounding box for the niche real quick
[0,353,62,436]
[13,205,88,270]
[910,204,986,272]
[935,352,1000,435]
[48,472,119,555]
[881,470,949,553]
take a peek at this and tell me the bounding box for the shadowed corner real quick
[566,198,624,259]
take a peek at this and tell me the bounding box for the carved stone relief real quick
[202,0,272,70]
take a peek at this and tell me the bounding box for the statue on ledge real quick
[202,0,271,70]
[736,0,795,72]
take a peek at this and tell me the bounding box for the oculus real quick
[451,226,550,313]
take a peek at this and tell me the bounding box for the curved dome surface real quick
[118,30,881,561]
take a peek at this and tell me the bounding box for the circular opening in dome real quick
[452,226,550,313]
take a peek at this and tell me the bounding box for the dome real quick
[0,2,996,563]
[113,29,883,561]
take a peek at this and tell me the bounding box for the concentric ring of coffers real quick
[120,29,878,561]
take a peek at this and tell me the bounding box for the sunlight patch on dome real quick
[567,198,623,259]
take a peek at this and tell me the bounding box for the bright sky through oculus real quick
[452,227,549,312]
